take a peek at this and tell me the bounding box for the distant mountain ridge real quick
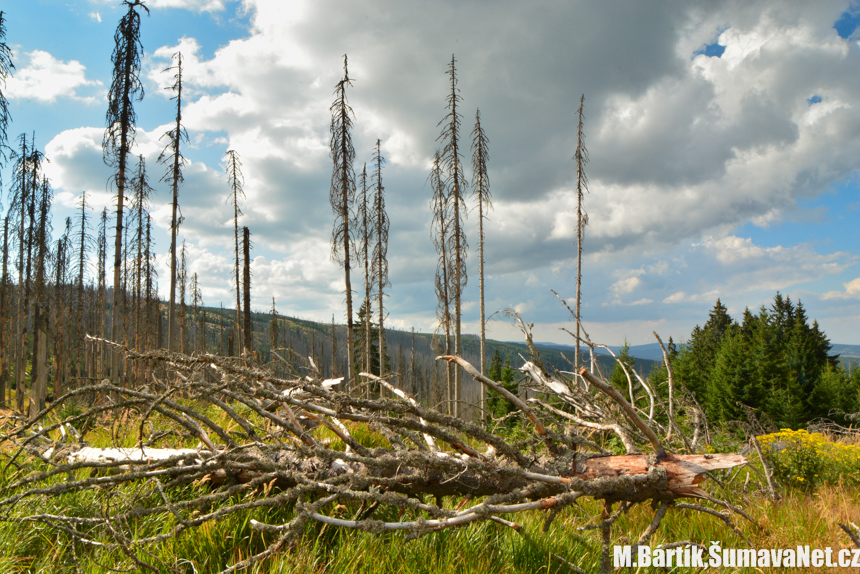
[537,341,860,366]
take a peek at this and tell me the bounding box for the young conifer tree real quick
[159,52,187,352]
[104,0,148,380]
[224,150,244,355]
[436,55,468,416]
[329,55,356,393]
[371,139,389,381]
[573,95,588,369]
[471,108,491,414]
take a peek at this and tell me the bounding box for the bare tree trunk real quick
[0,216,8,407]
[242,226,252,357]
[225,150,244,357]
[329,56,356,394]
[164,53,185,353]
[471,108,491,417]
[574,95,588,370]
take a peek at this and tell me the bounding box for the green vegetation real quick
[673,293,860,429]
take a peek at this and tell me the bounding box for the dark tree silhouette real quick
[74,190,92,380]
[104,0,148,383]
[471,107,491,414]
[371,139,389,381]
[130,155,153,355]
[96,208,109,377]
[0,10,13,184]
[224,149,244,355]
[160,52,187,352]
[436,55,468,416]
[30,177,52,417]
[329,55,357,393]
[178,240,188,354]
[430,150,453,413]
[242,226,252,356]
[355,163,372,386]
[573,95,588,369]
[0,216,9,406]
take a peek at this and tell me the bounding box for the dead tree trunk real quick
[242,226,252,357]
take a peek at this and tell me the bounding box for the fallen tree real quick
[0,329,750,574]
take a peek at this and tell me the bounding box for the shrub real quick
[758,428,860,490]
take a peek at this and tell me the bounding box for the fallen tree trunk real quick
[0,336,751,574]
[65,445,745,502]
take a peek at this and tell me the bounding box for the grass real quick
[1,398,860,573]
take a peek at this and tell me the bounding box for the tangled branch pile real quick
[0,335,748,573]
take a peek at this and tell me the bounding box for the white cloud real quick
[89,0,227,12]
[5,50,101,103]
[663,292,687,304]
[611,276,641,296]
[823,277,860,300]
[89,11,102,22]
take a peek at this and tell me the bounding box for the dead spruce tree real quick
[224,149,244,355]
[371,139,389,381]
[356,163,372,384]
[2,318,750,574]
[0,10,12,185]
[471,108,491,414]
[329,55,357,393]
[160,51,188,352]
[0,216,9,406]
[430,150,454,413]
[29,176,52,418]
[242,226,252,356]
[96,208,109,377]
[104,0,148,384]
[73,190,93,381]
[574,94,588,369]
[437,55,468,416]
[130,155,154,354]
[178,241,189,354]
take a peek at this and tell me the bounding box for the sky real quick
[2,0,860,347]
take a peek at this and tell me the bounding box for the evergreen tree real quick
[609,340,636,399]
[487,352,518,421]
[353,300,389,384]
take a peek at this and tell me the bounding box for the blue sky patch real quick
[834,9,860,39]
[694,42,726,58]
[808,95,822,105]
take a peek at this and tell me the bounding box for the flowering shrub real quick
[758,429,860,490]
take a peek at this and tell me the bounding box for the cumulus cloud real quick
[89,0,227,12]
[823,277,860,300]
[5,50,101,103]
[25,0,860,345]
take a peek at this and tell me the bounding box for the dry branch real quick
[0,337,747,574]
